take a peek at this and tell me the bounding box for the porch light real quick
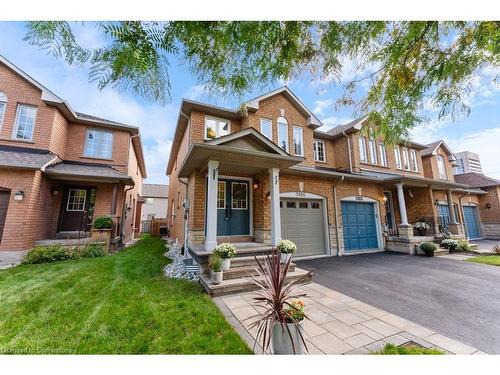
[382,195,388,203]
[266,191,271,201]
[434,199,439,206]
[14,191,24,201]
[253,180,260,190]
[51,188,59,196]
[485,203,492,209]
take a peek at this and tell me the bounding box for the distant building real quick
[141,184,169,220]
[454,151,483,175]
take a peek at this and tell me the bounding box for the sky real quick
[1,21,499,183]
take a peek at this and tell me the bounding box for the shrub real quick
[419,242,437,257]
[493,245,500,255]
[80,242,106,258]
[213,243,237,259]
[441,239,459,252]
[93,216,113,230]
[22,245,70,264]
[277,239,297,254]
[373,343,444,355]
[208,254,223,272]
[414,222,430,231]
[457,240,471,253]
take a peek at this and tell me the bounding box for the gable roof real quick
[454,172,500,188]
[327,117,367,137]
[245,86,322,129]
[142,183,169,198]
[422,140,456,161]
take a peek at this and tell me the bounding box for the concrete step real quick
[232,245,274,258]
[435,248,450,256]
[223,263,296,280]
[229,255,272,267]
[199,267,312,296]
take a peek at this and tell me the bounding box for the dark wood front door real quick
[58,187,96,232]
[0,190,10,241]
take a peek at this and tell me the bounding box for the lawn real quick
[466,255,500,266]
[373,343,444,355]
[0,235,251,354]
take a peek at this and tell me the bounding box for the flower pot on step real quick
[272,320,305,354]
[211,271,223,284]
[280,252,292,264]
[221,258,231,271]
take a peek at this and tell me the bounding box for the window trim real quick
[66,189,87,212]
[292,126,304,156]
[379,143,388,167]
[260,118,273,140]
[83,128,114,160]
[12,104,37,141]
[204,115,231,140]
[231,182,248,210]
[410,149,419,172]
[437,154,447,180]
[394,147,402,169]
[402,148,410,170]
[217,181,226,209]
[0,100,6,130]
[277,117,289,152]
[368,138,378,165]
[359,136,367,163]
[313,139,327,162]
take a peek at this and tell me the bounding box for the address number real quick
[296,192,306,197]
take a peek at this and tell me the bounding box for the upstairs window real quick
[84,129,114,159]
[292,126,303,156]
[437,154,447,179]
[205,116,230,139]
[410,149,419,172]
[277,116,289,152]
[368,138,378,164]
[394,147,402,169]
[379,143,388,167]
[13,104,37,141]
[0,92,6,129]
[313,139,326,162]
[402,148,410,170]
[359,136,367,163]
[260,118,272,140]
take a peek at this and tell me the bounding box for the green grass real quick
[373,343,444,355]
[0,235,251,354]
[466,255,500,266]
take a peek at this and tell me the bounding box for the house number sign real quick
[296,191,306,197]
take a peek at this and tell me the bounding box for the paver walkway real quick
[213,282,483,355]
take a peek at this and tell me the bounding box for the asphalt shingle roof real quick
[454,172,500,188]
[142,184,168,198]
[44,161,132,182]
[0,146,57,169]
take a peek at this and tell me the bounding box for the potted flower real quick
[208,254,223,285]
[277,239,297,264]
[248,251,311,354]
[441,239,459,253]
[213,243,237,270]
[419,242,437,257]
[414,222,430,236]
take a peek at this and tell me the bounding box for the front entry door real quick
[216,179,250,236]
[59,187,96,232]
[0,190,10,242]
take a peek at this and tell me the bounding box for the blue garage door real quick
[463,206,481,239]
[341,201,378,251]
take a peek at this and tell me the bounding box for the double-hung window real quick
[84,129,114,159]
[13,104,37,141]
[277,117,289,152]
[0,92,6,129]
[437,155,447,179]
[292,126,303,156]
[379,143,388,167]
[313,139,326,162]
[394,147,402,169]
[410,149,419,172]
[402,148,410,170]
[368,138,378,164]
[260,118,272,140]
[359,136,367,163]
[205,116,230,139]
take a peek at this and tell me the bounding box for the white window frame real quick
[260,118,272,140]
[66,189,87,212]
[359,136,367,163]
[277,117,289,152]
[437,154,447,180]
[394,147,402,169]
[13,104,37,141]
[292,126,304,156]
[204,116,231,140]
[0,92,7,130]
[410,149,419,172]
[231,182,248,210]
[217,181,226,209]
[83,128,114,159]
[368,138,378,164]
[313,139,326,162]
[378,143,388,167]
[402,148,410,170]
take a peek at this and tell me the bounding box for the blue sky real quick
[1,21,499,183]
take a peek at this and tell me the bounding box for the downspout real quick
[179,110,191,258]
[120,185,134,244]
[333,176,345,256]
[342,131,353,174]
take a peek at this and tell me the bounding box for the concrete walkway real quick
[213,282,483,355]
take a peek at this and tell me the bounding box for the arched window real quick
[0,91,7,128]
[277,116,288,152]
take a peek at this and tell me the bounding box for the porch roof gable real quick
[44,161,134,184]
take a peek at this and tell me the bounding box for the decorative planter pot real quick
[221,258,231,271]
[416,229,427,236]
[272,320,305,354]
[211,271,223,284]
[280,252,292,264]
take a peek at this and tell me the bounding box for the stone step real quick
[199,267,312,297]
[223,263,296,280]
[229,255,272,267]
[435,248,450,256]
[232,245,274,258]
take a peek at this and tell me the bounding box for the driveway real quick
[297,252,500,354]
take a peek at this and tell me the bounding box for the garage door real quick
[280,199,326,257]
[463,205,481,239]
[341,201,378,252]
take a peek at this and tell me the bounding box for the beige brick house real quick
[0,55,146,261]
[166,86,493,259]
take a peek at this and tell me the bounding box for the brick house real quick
[0,55,146,261]
[166,86,492,261]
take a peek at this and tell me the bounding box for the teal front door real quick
[216,179,250,236]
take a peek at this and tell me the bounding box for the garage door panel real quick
[341,201,379,252]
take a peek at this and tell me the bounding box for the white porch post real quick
[396,183,409,226]
[205,160,219,251]
[269,167,282,246]
[447,189,457,224]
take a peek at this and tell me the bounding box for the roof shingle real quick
[454,172,500,188]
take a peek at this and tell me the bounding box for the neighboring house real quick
[166,86,490,259]
[453,151,483,175]
[141,183,169,220]
[0,55,146,260]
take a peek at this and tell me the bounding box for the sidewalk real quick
[213,282,484,355]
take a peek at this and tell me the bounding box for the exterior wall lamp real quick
[253,180,260,190]
[485,203,492,209]
[14,191,24,201]
[266,191,271,201]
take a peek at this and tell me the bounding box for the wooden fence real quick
[146,218,169,237]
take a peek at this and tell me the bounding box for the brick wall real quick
[478,186,500,223]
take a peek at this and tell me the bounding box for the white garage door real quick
[280,199,327,257]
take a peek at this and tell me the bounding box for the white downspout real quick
[343,131,353,174]
[333,176,344,256]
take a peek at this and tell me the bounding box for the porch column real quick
[447,189,458,224]
[205,160,219,251]
[269,167,282,246]
[396,183,409,226]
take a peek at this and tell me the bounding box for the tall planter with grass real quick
[213,243,237,270]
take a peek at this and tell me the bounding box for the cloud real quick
[318,116,353,132]
[183,84,206,101]
[312,98,333,115]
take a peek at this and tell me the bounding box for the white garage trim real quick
[340,196,384,255]
[280,191,331,257]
